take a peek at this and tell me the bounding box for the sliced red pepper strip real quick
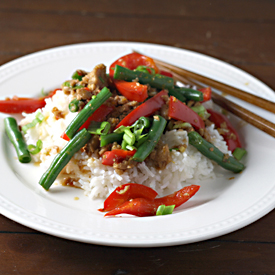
[114,80,148,102]
[78,104,114,131]
[115,90,168,129]
[168,96,205,130]
[102,149,136,166]
[0,88,61,114]
[207,109,242,152]
[198,87,212,102]
[109,52,159,78]
[99,183,158,212]
[104,184,200,217]
[61,104,114,141]
[159,70,173,78]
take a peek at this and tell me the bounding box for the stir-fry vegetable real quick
[39,128,92,190]
[114,65,174,90]
[188,131,245,173]
[133,115,167,162]
[115,90,168,129]
[104,184,200,217]
[113,80,148,102]
[207,109,242,152]
[101,149,136,166]
[168,96,205,130]
[0,89,59,114]
[99,183,158,212]
[64,87,112,140]
[4,117,31,163]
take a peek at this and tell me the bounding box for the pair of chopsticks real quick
[148,55,275,138]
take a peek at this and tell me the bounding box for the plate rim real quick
[0,41,274,247]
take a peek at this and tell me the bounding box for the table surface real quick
[0,1,275,274]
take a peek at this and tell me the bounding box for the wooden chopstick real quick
[154,58,275,114]
[154,62,275,138]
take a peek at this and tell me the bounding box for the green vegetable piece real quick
[39,128,92,190]
[68,99,80,112]
[4,117,31,163]
[156,205,176,215]
[167,88,186,102]
[72,71,83,81]
[135,65,156,75]
[100,132,124,147]
[156,205,165,215]
[173,122,192,129]
[21,112,44,133]
[65,87,112,139]
[188,131,245,173]
[88,121,110,135]
[233,147,247,161]
[174,87,203,102]
[114,65,174,90]
[133,115,167,162]
[28,140,43,155]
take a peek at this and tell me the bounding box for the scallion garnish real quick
[233,147,247,160]
[21,112,44,133]
[88,121,110,135]
[156,205,175,215]
[28,139,43,155]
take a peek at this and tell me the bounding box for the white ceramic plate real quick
[0,42,274,247]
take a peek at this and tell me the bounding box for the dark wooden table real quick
[0,1,274,274]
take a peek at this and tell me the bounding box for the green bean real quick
[100,132,124,147]
[174,87,203,101]
[167,88,186,102]
[68,99,80,112]
[39,128,92,190]
[114,65,174,90]
[65,87,111,139]
[4,117,31,163]
[133,115,167,162]
[188,131,245,173]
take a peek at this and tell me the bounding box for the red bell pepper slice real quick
[104,184,200,217]
[61,104,115,141]
[0,88,60,114]
[102,149,136,166]
[114,80,148,102]
[109,53,159,102]
[159,70,173,78]
[198,87,212,102]
[115,90,168,129]
[207,109,242,152]
[109,52,159,78]
[99,183,158,212]
[168,96,205,130]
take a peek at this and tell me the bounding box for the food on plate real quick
[2,52,246,217]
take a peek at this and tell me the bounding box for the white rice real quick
[20,90,231,198]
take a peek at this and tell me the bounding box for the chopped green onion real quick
[126,145,136,151]
[173,122,192,129]
[28,140,43,155]
[72,71,83,81]
[21,112,44,133]
[156,205,175,215]
[88,121,110,135]
[98,76,105,84]
[121,140,127,150]
[62,81,84,90]
[123,128,135,146]
[233,147,247,160]
[191,105,210,119]
[69,99,80,112]
[135,65,156,75]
